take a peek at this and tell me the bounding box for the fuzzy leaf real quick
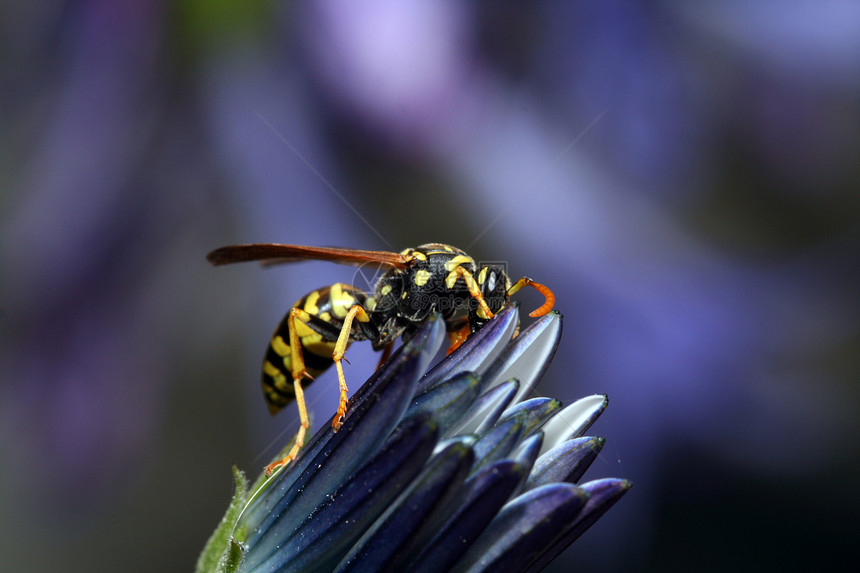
[195,467,249,573]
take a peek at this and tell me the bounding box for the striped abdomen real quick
[262,283,372,414]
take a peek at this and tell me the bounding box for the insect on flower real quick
[206,243,555,474]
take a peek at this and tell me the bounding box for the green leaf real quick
[195,466,249,573]
[196,426,308,572]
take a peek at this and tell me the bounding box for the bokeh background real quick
[2,2,858,571]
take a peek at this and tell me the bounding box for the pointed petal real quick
[470,414,526,474]
[504,432,545,499]
[482,310,562,402]
[527,436,605,490]
[248,414,439,573]
[510,432,543,479]
[539,394,608,455]
[453,483,590,573]
[404,371,480,435]
[240,318,444,561]
[407,459,528,573]
[522,478,633,573]
[418,304,519,393]
[451,379,519,437]
[333,441,475,573]
[432,434,478,456]
[499,397,562,438]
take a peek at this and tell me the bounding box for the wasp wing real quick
[206,244,411,269]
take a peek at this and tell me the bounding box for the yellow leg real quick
[264,378,310,476]
[287,307,316,383]
[263,307,316,475]
[331,304,372,431]
[447,266,494,320]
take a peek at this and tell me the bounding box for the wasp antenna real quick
[526,280,555,317]
[508,277,555,317]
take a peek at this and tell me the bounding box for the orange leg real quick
[331,304,372,431]
[264,307,316,476]
[446,322,471,355]
[264,304,372,475]
[376,341,394,369]
[264,378,310,476]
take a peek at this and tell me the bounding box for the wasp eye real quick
[486,271,497,292]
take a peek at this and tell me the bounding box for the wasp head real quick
[469,265,510,332]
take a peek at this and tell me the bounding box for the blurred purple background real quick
[2,2,858,571]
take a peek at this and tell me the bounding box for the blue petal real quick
[503,432,545,499]
[509,432,544,480]
[404,371,480,435]
[570,478,634,538]
[451,379,519,437]
[250,414,439,573]
[522,478,633,573]
[407,459,529,573]
[333,441,476,572]
[498,397,562,438]
[482,310,562,402]
[239,317,444,564]
[526,436,605,490]
[433,434,478,456]
[417,304,518,393]
[470,413,526,474]
[539,394,609,455]
[453,483,590,573]
[211,307,632,573]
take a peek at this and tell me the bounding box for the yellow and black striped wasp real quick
[207,243,554,474]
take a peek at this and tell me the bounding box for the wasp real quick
[207,243,554,474]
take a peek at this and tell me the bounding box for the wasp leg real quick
[507,277,555,317]
[332,304,374,431]
[263,378,311,476]
[376,341,394,369]
[264,306,318,476]
[447,266,494,320]
[446,318,471,355]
